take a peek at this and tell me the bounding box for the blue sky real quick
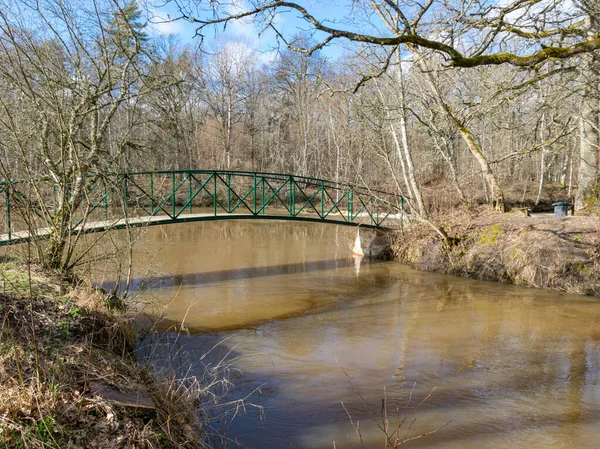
[147,1,369,61]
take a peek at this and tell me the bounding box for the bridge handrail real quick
[1,170,402,200]
[123,170,397,197]
[1,169,406,246]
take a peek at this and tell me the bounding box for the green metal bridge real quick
[0,170,404,246]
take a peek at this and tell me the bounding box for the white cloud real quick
[222,0,284,49]
[256,49,278,65]
[146,0,285,54]
[224,0,258,40]
[228,18,257,40]
[148,7,185,36]
[153,19,185,35]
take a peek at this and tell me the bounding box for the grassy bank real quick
[0,259,207,449]
[393,208,600,296]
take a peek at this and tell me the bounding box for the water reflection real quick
[122,221,600,448]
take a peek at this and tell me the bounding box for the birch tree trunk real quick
[226,98,233,169]
[535,112,547,206]
[575,12,599,211]
[574,73,599,210]
[394,51,427,217]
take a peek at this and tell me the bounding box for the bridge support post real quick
[289,177,295,216]
[400,197,404,230]
[171,172,176,218]
[320,182,325,219]
[5,187,11,242]
[213,173,217,216]
[123,175,128,220]
[261,178,265,215]
[188,174,193,214]
[227,174,231,213]
[103,186,108,220]
[149,173,154,215]
[253,173,257,215]
[348,190,353,222]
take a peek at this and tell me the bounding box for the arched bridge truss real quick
[0,170,404,246]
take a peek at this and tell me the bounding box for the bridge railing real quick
[1,170,404,244]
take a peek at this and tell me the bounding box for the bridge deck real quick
[0,212,401,246]
[1,170,404,246]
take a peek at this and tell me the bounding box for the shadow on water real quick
[138,317,600,449]
[118,221,600,449]
[104,258,375,292]
[136,266,600,449]
[135,260,397,333]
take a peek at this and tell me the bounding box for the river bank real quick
[392,208,600,297]
[3,221,597,448]
[0,259,207,449]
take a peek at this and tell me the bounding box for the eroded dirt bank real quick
[393,209,600,296]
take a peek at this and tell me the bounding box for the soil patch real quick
[393,208,600,296]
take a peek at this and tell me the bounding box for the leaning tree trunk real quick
[575,99,599,211]
[574,78,599,210]
[447,110,506,212]
[575,13,599,211]
[409,45,506,212]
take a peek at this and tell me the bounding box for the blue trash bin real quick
[552,201,570,218]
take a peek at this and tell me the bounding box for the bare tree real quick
[145,38,205,169]
[173,0,600,211]
[575,1,600,210]
[272,34,327,175]
[0,0,155,270]
[203,41,256,169]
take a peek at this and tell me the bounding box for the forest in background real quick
[2,3,599,447]
[0,0,598,269]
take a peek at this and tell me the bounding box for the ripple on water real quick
[99,221,600,449]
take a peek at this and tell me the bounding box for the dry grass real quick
[0,258,210,449]
[393,207,600,296]
[336,364,449,449]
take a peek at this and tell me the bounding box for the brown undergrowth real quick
[0,258,208,449]
[393,207,600,296]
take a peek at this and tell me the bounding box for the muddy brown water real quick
[96,220,600,449]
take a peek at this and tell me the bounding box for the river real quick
[98,220,600,449]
